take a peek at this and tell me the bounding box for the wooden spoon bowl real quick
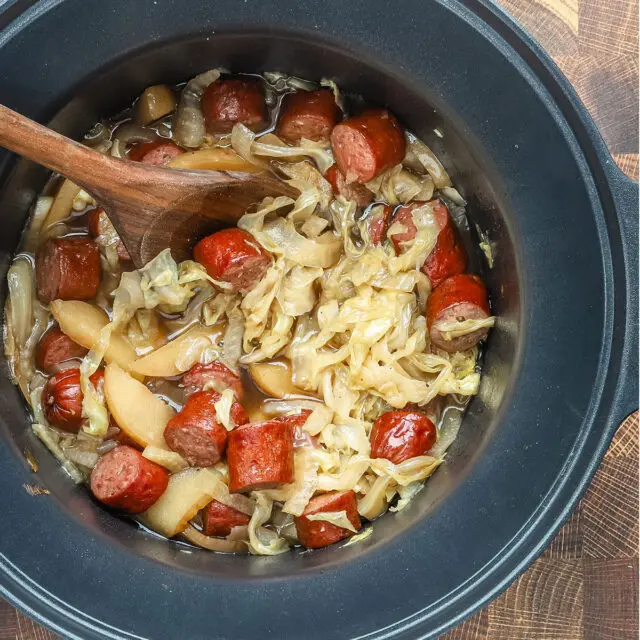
[0,104,298,265]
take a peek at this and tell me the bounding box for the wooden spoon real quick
[0,104,298,266]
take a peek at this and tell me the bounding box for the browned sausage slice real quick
[36,236,101,304]
[226,419,294,492]
[164,390,249,467]
[426,274,491,352]
[128,140,184,165]
[370,411,437,464]
[193,228,272,292]
[367,204,394,245]
[324,164,374,207]
[90,445,168,513]
[389,200,467,287]
[43,368,103,432]
[295,490,361,549]
[201,499,250,537]
[276,89,341,144]
[182,361,244,401]
[36,326,88,374]
[330,108,406,183]
[86,207,107,238]
[201,78,267,134]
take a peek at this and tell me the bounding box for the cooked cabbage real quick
[247,492,290,555]
[305,510,358,533]
[174,68,223,148]
[4,74,493,555]
[214,389,237,431]
[231,124,333,173]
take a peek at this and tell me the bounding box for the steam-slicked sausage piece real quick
[295,490,361,549]
[274,409,312,429]
[115,241,132,262]
[370,411,437,464]
[90,445,168,513]
[36,326,88,374]
[390,200,467,287]
[36,236,101,304]
[276,89,341,144]
[324,164,374,208]
[42,368,103,433]
[193,228,272,292]
[421,203,467,287]
[367,204,394,245]
[164,390,248,467]
[330,108,406,183]
[426,274,491,353]
[201,499,250,537]
[86,207,107,238]
[86,207,131,262]
[182,361,244,401]
[128,140,184,165]
[201,78,267,134]
[227,419,294,492]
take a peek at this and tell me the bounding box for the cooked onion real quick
[182,524,248,553]
[173,69,223,148]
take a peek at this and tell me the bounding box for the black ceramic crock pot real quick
[0,0,637,638]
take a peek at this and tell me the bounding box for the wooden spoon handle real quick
[0,104,106,184]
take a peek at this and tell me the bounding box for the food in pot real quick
[4,70,495,555]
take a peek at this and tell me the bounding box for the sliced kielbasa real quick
[164,390,248,467]
[276,89,341,144]
[227,419,294,492]
[193,228,272,292]
[370,411,437,464]
[36,236,101,304]
[90,445,168,513]
[86,208,131,262]
[36,326,88,374]
[390,200,467,287]
[201,78,267,134]
[324,164,373,208]
[426,274,491,353]
[330,108,406,184]
[295,490,361,549]
[43,368,103,432]
[274,409,315,448]
[367,204,394,245]
[201,499,250,537]
[128,140,184,165]
[182,361,244,401]
[86,207,107,238]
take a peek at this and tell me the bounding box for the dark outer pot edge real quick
[358,2,639,638]
[465,0,639,425]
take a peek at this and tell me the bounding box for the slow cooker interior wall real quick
[0,31,519,574]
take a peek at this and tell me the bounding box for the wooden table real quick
[1,0,638,638]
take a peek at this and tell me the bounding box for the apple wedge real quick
[141,467,229,538]
[249,359,299,399]
[50,300,138,371]
[128,323,223,378]
[104,363,174,449]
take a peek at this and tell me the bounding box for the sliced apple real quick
[167,148,260,172]
[249,359,300,399]
[104,363,174,449]
[51,300,138,371]
[128,324,223,377]
[141,467,229,538]
[41,178,81,235]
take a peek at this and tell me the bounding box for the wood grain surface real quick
[0,0,638,638]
